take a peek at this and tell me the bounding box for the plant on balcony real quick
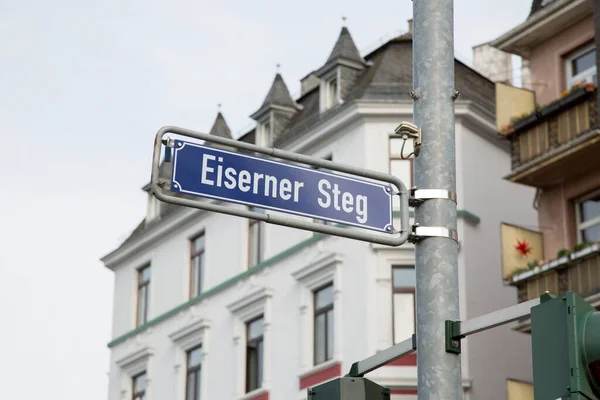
[557,248,570,258]
[501,82,596,136]
[509,259,541,280]
[572,241,592,252]
[559,81,595,98]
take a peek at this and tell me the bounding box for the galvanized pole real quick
[412,0,462,399]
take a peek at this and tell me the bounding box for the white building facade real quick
[102,25,538,400]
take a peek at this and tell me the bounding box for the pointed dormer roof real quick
[260,73,296,109]
[251,72,299,120]
[325,26,365,65]
[209,111,232,139]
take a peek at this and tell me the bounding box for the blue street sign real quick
[170,140,394,233]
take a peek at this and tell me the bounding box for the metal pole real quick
[412,0,462,398]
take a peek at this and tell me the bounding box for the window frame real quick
[136,264,151,327]
[575,189,600,243]
[327,77,339,108]
[245,315,265,393]
[132,371,147,400]
[185,346,202,400]
[189,232,205,299]
[313,283,335,365]
[565,42,597,90]
[262,119,272,147]
[391,265,416,344]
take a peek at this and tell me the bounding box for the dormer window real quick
[326,77,339,109]
[261,120,272,147]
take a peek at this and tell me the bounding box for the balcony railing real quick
[510,244,600,304]
[508,85,597,169]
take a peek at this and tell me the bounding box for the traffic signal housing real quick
[531,292,600,399]
[307,377,390,400]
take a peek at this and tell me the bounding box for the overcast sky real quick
[0,1,530,398]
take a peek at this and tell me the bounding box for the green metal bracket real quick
[346,362,359,378]
[445,320,462,354]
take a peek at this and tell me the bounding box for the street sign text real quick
[170,140,393,233]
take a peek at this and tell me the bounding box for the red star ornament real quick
[515,239,532,257]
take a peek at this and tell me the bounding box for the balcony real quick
[502,84,600,188]
[507,243,600,332]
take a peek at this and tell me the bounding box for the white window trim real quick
[169,318,211,400]
[319,69,342,113]
[565,43,597,90]
[372,247,415,353]
[259,115,273,147]
[115,345,154,400]
[575,189,600,242]
[227,286,274,399]
[292,252,344,374]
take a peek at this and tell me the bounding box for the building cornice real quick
[489,0,591,57]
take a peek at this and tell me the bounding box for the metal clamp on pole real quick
[409,187,457,207]
[408,223,459,244]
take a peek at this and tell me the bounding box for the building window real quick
[328,77,338,108]
[136,264,151,327]
[190,233,205,298]
[132,372,146,400]
[392,266,416,344]
[576,190,600,243]
[249,213,263,268]
[314,284,334,365]
[246,316,264,393]
[566,44,597,90]
[185,346,202,400]
[389,137,414,210]
[262,120,271,146]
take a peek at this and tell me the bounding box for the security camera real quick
[394,121,420,137]
[394,121,421,157]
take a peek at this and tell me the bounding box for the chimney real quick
[408,19,413,33]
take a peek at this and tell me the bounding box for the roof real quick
[529,0,555,18]
[108,30,497,258]
[259,73,296,110]
[325,27,365,65]
[209,112,232,138]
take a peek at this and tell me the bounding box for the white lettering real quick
[216,160,223,187]
[356,195,368,223]
[224,167,237,189]
[265,176,277,198]
[253,173,264,194]
[238,170,251,192]
[280,179,292,200]
[201,154,215,185]
[342,192,353,213]
[318,179,331,208]
[332,183,341,211]
[293,181,304,202]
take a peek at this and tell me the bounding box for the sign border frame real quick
[150,125,410,247]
